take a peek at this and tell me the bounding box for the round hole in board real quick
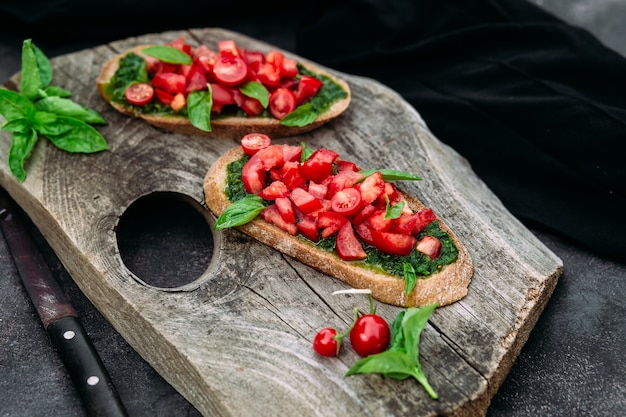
[115,192,215,290]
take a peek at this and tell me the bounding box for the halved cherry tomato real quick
[269,88,297,120]
[213,55,248,86]
[124,83,154,106]
[349,314,390,357]
[331,187,362,218]
[336,222,367,261]
[241,133,271,156]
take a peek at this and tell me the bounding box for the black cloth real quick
[296,0,626,263]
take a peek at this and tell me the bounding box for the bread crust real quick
[204,147,473,307]
[96,45,351,138]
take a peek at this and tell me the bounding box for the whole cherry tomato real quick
[313,328,341,357]
[349,314,390,357]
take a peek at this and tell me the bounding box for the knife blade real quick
[0,188,129,417]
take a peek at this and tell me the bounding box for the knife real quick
[0,188,129,417]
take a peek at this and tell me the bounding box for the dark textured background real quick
[1,1,625,416]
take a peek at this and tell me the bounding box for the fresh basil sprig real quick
[346,304,439,399]
[142,45,192,65]
[384,195,405,219]
[0,39,108,181]
[358,169,422,182]
[214,194,266,230]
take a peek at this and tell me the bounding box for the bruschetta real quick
[96,36,351,138]
[203,134,473,307]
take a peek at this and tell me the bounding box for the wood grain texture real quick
[0,28,562,416]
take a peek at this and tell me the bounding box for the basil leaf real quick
[1,118,33,133]
[384,195,405,219]
[8,128,38,182]
[300,141,314,162]
[0,88,37,121]
[358,169,422,182]
[215,195,265,230]
[403,262,417,295]
[280,103,317,127]
[37,115,108,153]
[20,39,43,100]
[401,305,437,361]
[43,85,72,98]
[32,42,53,88]
[35,96,106,124]
[187,88,212,132]
[239,81,269,108]
[142,45,192,65]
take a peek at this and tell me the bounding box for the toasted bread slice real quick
[203,146,474,307]
[96,45,351,138]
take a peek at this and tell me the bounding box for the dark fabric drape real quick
[296,0,626,262]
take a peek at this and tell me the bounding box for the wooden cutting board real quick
[0,28,562,416]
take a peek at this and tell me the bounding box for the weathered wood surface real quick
[0,28,562,416]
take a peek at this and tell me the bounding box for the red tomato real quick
[269,88,297,120]
[151,72,186,95]
[289,188,323,214]
[281,145,303,162]
[327,169,364,198]
[124,83,154,106]
[317,211,349,238]
[295,212,319,242]
[413,208,437,234]
[350,314,390,357]
[277,161,307,190]
[242,145,285,194]
[281,57,299,78]
[390,212,419,235]
[256,62,281,87]
[275,197,296,224]
[260,205,297,235]
[366,209,393,231]
[352,204,377,225]
[154,88,174,105]
[296,75,323,104]
[241,133,271,156]
[313,328,340,357]
[300,148,340,183]
[307,182,328,200]
[416,236,442,259]
[370,230,417,256]
[240,97,264,117]
[217,40,241,57]
[167,35,192,55]
[336,222,367,261]
[213,55,248,86]
[258,180,290,200]
[331,187,362,218]
[185,68,208,93]
[359,171,385,204]
[266,51,285,76]
[210,83,235,113]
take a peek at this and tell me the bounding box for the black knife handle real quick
[47,316,129,417]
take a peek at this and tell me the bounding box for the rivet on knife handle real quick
[0,189,129,417]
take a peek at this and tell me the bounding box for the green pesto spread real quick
[225,156,459,282]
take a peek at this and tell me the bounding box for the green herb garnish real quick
[0,39,108,181]
[187,88,212,132]
[214,194,266,230]
[142,45,192,65]
[239,81,269,108]
[346,304,439,399]
[358,169,422,182]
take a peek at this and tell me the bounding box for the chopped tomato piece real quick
[336,223,367,261]
[170,93,186,112]
[244,50,265,67]
[260,205,297,236]
[391,212,419,235]
[307,182,328,200]
[256,62,281,88]
[266,51,285,75]
[281,145,302,162]
[331,187,362,218]
[358,171,385,204]
[124,83,154,106]
[413,208,437,234]
[192,44,216,60]
[275,197,296,224]
[352,204,377,225]
[276,161,307,190]
[318,211,349,238]
[354,223,376,246]
[151,72,186,95]
[365,209,393,231]
[213,55,248,86]
[242,145,285,194]
[296,75,323,104]
[281,57,299,78]
[300,148,340,183]
[327,169,364,197]
[194,54,218,80]
[210,83,235,113]
[336,160,360,173]
[241,133,271,156]
[185,68,208,93]
[154,88,174,105]
[258,180,290,200]
[168,36,192,55]
[295,211,319,242]
[416,236,442,259]
[290,188,323,214]
[370,230,417,256]
[269,88,297,120]
[217,40,241,57]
